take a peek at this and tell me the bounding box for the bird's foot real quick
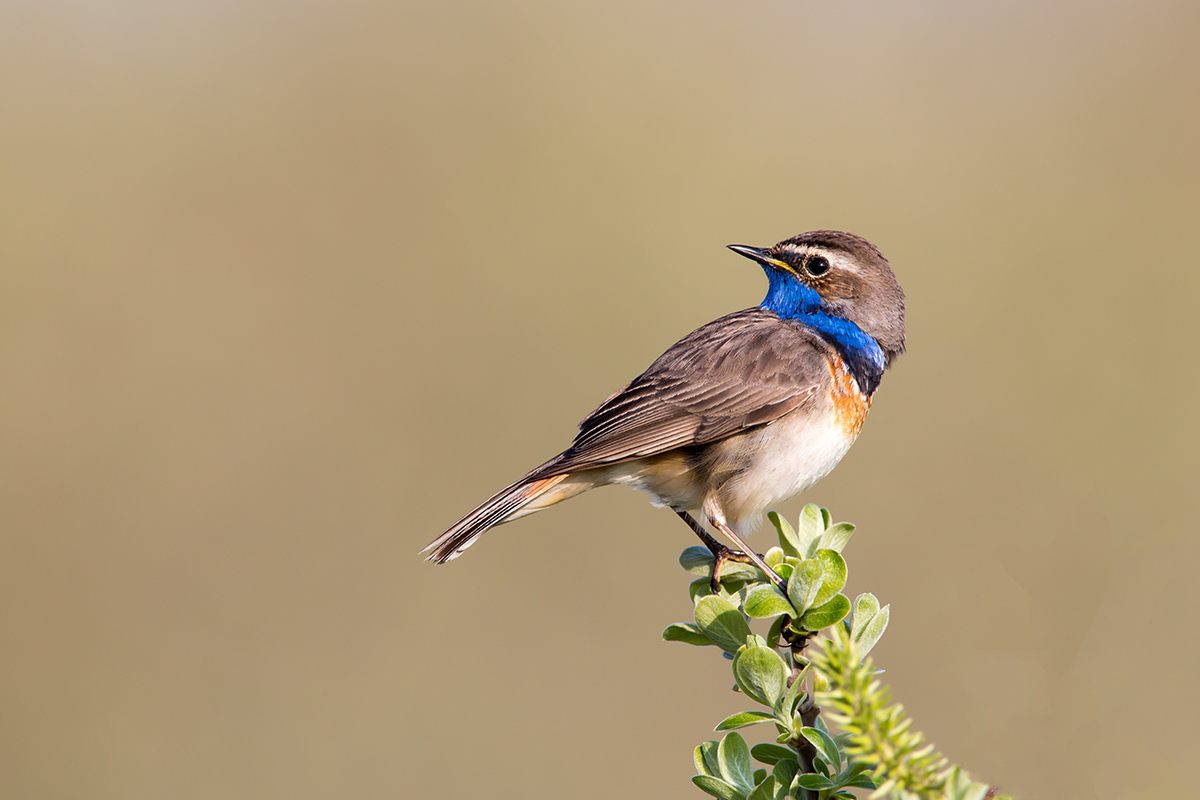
[708,542,785,593]
[675,510,785,593]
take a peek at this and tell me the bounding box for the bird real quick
[422,230,905,588]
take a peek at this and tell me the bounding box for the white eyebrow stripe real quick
[828,250,864,275]
[777,244,863,276]
[778,244,812,259]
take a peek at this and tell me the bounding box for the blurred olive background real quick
[2,1,1198,798]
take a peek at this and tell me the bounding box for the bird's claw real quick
[708,544,786,593]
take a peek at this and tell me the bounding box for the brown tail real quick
[421,473,569,563]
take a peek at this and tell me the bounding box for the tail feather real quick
[422,473,569,563]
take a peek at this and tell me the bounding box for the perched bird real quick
[422,230,905,587]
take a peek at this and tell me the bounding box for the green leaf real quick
[780,663,810,716]
[662,622,714,646]
[795,773,837,791]
[786,559,824,615]
[856,603,889,658]
[753,769,768,786]
[694,595,753,653]
[811,549,848,607]
[696,741,721,777]
[771,562,794,581]
[733,646,789,708]
[718,732,755,795]
[716,711,778,731]
[963,784,992,800]
[796,504,825,557]
[681,545,716,575]
[764,547,785,568]
[850,592,880,631]
[842,773,878,789]
[771,760,798,797]
[690,579,714,603]
[766,615,787,649]
[800,727,841,772]
[941,767,991,800]
[743,585,797,619]
[820,507,832,529]
[797,594,851,631]
[746,776,775,800]
[692,775,744,800]
[750,743,796,766]
[723,563,768,583]
[818,522,855,553]
[681,545,760,583]
[768,511,802,558]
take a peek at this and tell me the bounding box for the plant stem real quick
[786,625,820,800]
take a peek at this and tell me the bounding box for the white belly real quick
[719,404,857,533]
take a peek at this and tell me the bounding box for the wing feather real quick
[538,308,829,476]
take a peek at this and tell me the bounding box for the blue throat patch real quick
[760,269,886,396]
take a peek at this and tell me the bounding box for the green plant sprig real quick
[663,505,1010,800]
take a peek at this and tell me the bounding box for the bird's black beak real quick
[727,245,789,270]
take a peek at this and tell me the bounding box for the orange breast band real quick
[827,355,872,438]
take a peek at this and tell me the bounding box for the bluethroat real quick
[422,230,906,588]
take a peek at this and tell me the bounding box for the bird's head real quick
[729,230,906,367]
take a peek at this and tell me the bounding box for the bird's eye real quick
[805,255,830,277]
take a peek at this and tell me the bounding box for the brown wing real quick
[537,307,829,475]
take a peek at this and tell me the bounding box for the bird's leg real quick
[675,511,741,591]
[675,511,781,592]
[711,518,788,593]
